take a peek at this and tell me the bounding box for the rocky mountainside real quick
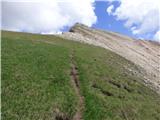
[59,23,160,94]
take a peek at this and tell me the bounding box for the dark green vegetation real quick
[2,31,160,120]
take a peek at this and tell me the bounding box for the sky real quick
[1,0,160,42]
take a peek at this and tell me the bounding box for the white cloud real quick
[106,0,160,41]
[106,5,114,15]
[100,0,119,2]
[2,0,97,33]
[154,30,160,42]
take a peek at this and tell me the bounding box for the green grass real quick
[2,31,160,120]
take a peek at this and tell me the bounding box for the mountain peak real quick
[69,23,90,33]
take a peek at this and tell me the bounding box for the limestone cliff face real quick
[59,23,160,94]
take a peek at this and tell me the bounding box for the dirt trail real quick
[70,50,84,120]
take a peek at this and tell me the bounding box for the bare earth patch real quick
[70,50,84,120]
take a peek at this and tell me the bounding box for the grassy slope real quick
[2,31,160,120]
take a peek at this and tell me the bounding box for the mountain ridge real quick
[59,23,160,94]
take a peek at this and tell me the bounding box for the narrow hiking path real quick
[70,50,84,120]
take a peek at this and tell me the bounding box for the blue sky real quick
[93,1,134,38]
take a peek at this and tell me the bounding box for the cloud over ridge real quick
[2,0,97,33]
